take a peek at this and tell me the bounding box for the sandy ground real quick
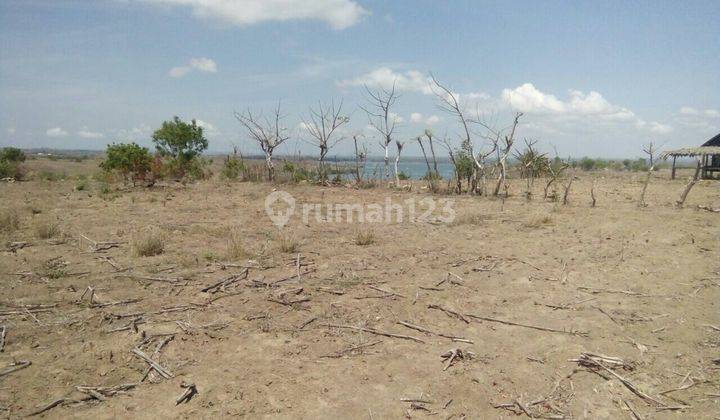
[1,163,719,419]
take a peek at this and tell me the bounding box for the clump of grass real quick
[449,213,487,226]
[226,228,248,260]
[524,213,554,228]
[0,209,20,233]
[34,220,60,239]
[277,233,299,253]
[354,229,375,246]
[132,230,165,257]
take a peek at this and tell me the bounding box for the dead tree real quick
[394,140,405,186]
[360,83,400,180]
[234,102,289,182]
[676,159,702,207]
[301,100,349,182]
[638,141,664,207]
[514,139,545,200]
[562,167,577,205]
[488,112,523,197]
[425,129,440,178]
[431,74,497,195]
[352,134,367,184]
[544,152,569,200]
[642,141,656,168]
[417,131,440,191]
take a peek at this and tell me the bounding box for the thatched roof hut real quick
[661,133,720,179]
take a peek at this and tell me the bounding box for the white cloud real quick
[7,128,16,135]
[195,119,220,137]
[704,109,720,118]
[409,112,440,126]
[501,83,634,120]
[78,127,104,139]
[338,67,434,94]
[679,106,699,115]
[635,120,673,135]
[169,57,218,78]
[425,115,440,125]
[46,127,68,137]
[141,0,369,30]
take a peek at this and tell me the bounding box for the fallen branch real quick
[0,360,31,378]
[320,323,425,343]
[131,348,174,379]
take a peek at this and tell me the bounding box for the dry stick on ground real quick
[676,159,702,207]
[176,382,198,405]
[0,360,30,378]
[131,348,174,379]
[0,325,5,352]
[201,268,249,293]
[427,304,470,324]
[466,312,588,336]
[320,340,383,358]
[571,353,669,407]
[590,179,597,207]
[562,168,577,205]
[141,335,175,382]
[367,285,406,298]
[320,323,425,343]
[397,320,473,343]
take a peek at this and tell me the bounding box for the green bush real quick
[221,152,245,180]
[0,147,25,163]
[0,147,26,180]
[100,142,153,185]
[397,171,410,180]
[152,116,208,179]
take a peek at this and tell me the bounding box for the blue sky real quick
[1,0,718,158]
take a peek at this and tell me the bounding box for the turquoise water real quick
[346,160,456,180]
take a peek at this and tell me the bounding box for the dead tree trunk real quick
[676,159,702,207]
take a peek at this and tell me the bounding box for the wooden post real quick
[701,154,707,179]
[671,156,677,180]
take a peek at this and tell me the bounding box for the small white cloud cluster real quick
[46,127,105,139]
[338,67,434,94]
[46,127,68,137]
[679,106,720,118]
[169,57,218,78]
[141,0,369,30]
[501,83,635,120]
[409,112,440,126]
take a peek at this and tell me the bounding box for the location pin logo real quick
[265,191,295,229]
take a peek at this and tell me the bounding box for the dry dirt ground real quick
[1,162,719,419]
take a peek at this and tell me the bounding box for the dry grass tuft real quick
[132,230,165,257]
[0,209,20,233]
[354,229,375,246]
[34,220,60,239]
[524,213,554,228]
[277,234,299,253]
[226,228,249,260]
[449,213,488,226]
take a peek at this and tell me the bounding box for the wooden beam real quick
[671,156,677,180]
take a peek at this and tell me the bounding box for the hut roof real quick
[701,132,720,147]
[661,132,720,158]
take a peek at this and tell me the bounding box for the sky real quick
[0,0,719,158]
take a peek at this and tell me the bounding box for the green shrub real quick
[397,171,410,180]
[221,151,245,180]
[100,142,153,185]
[0,160,24,180]
[0,147,26,163]
[152,116,208,178]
